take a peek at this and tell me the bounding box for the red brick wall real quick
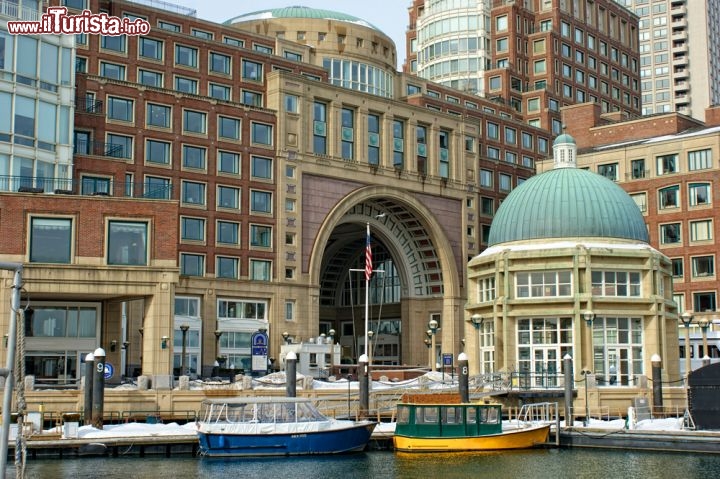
[0,195,178,261]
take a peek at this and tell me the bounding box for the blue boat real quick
[196,396,376,457]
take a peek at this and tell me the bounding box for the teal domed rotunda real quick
[488,134,649,246]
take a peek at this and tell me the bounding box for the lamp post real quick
[428,319,438,372]
[681,311,693,377]
[367,331,374,365]
[697,316,710,367]
[582,310,595,426]
[282,331,292,345]
[424,338,432,369]
[328,329,336,375]
[122,341,130,378]
[467,314,483,375]
[180,324,189,376]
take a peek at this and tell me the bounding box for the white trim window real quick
[477,276,496,303]
[516,271,572,298]
[688,149,712,171]
[591,271,641,297]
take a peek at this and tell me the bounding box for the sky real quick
[178,0,410,68]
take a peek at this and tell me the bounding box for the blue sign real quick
[104,362,114,380]
[442,353,453,366]
[251,331,269,372]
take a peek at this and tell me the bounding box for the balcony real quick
[0,175,174,200]
[0,0,41,21]
[74,139,130,159]
[674,92,690,103]
[672,42,688,55]
[75,98,104,115]
[671,18,688,29]
[674,80,689,91]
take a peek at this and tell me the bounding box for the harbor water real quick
[21,448,720,479]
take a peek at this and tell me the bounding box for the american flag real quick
[364,229,372,282]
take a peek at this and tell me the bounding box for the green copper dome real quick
[553,133,576,146]
[487,168,649,246]
[224,6,380,31]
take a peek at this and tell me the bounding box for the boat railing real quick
[517,402,559,426]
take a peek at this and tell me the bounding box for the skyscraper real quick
[614,0,720,120]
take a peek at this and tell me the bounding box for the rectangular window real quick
[138,69,162,87]
[175,76,198,94]
[242,60,263,81]
[181,217,205,242]
[251,123,273,145]
[368,113,380,166]
[251,156,272,180]
[439,130,449,178]
[341,107,355,160]
[30,218,72,263]
[478,277,496,302]
[217,185,240,210]
[591,271,641,297]
[597,163,617,181]
[285,94,299,113]
[217,220,240,245]
[182,145,206,170]
[106,134,132,159]
[107,97,133,122]
[481,197,494,216]
[393,120,405,169]
[218,151,240,175]
[285,300,295,321]
[175,44,198,68]
[499,173,511,191]
[209,83,231,101]
[251,190,272,213]
[516,271,572,298]
[182,181,206,206]
[672,259,683,279]
[224,37,244,47]
[480,169,493,188]
[657,154,678,175]
[107,221,147,266]
[313,101,327,154]
[139,37,162,60]
[183,110,207,134]
[216,256,239,279]
[689,183,711,207]
[158,21,180,32]
[99,62,125,80]
[688,149,712,171]
[81,176,110,196]
[209,52,231,74]
[693,292,717,313]
[218,116,240,141]
[659,186,679,209]
[250,259,271,281]
[242,90,263,107]
[690,220,713,242]
[147,103,171,128]
[660,223,681,244]
[487,122,499,140]
[692,256,715,277]
[144,132,174,161]
[144,176,171,199]
[101,35,125,53]
[180,253,204,276]
[250,224,272,248]
[631,159,645,179]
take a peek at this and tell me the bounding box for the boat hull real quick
[198,422,376,457]
[393,424,550,452]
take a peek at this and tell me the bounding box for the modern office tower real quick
[0,1,75,194]
[614,0,720,120]
[406,0,641,134]
[0,0,548,390]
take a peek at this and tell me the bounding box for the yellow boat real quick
[393,393,551,453]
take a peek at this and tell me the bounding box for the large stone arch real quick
[307,185,465,364]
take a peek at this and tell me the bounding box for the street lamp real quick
[424,338,432,369]
[428,319,439,372]
[581,310,595,426]
[180,324,189,376]
[367,331,374,365]
[467,314,484,375]
[282,331,292,345]
[328,329,336,375]
[681,311,693,377]
[697,316,710,367]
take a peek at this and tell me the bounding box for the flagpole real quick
[364,222,370,361]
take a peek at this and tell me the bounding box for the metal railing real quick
[0,175,174,200]
[74,139,129,159]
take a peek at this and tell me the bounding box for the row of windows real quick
[181,217,274,248]
[479,168,527,192]
[629,182,712,214]
[29,215,276,280]
[609,150,714,182]
[660,220,714,246]
[670,256,716,280]
[476,270,644,302]
[74,122,272,162]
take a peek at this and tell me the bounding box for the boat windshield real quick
[201,400,329,424]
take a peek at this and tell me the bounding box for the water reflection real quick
[24,448,720,479]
